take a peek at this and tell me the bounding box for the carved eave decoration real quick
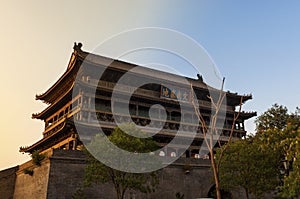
[19,119,70,153]
[32,82,74,120]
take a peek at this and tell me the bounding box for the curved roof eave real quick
[35,42,252,106]
[35,51,78,102]
[32,83,74,119]
[19,120,68,153]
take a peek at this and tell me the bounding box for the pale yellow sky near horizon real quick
[0,1,180,170]
[0,1,280,171]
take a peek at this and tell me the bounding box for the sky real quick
[1,1,300,170]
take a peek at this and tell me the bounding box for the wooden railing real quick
[80,78,235,111]
[78,107,246,139]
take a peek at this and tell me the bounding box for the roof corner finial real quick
[73,42,83,51]
[197,74,203,82]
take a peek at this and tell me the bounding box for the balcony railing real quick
[77,107,246,139]
[43,106,80,137]
[80,78,235,112]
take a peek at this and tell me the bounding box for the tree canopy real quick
[84,123,160,199]
[255,103,289,131]
[256,104,300,198]
[217,136,280,199]
[218,104,300,198]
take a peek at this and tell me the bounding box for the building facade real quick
[20,43,255,157]
[1,43,256,199]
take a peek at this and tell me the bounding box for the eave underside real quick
[35,44,253,106]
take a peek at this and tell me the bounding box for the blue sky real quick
[1,1,300,170]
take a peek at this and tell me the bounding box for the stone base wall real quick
[46,150,214,199]
[0,166,19,199]
[46,150,102,199]
[13,158,50,199]
[0,149,246,199]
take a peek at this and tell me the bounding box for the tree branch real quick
[216,96,243,170]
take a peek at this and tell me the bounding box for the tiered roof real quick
[33,42,254,119]
[21,43,256,153]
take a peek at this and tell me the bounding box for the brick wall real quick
[47,150,213,199]
[0,166,18,199]
[13,159,50,199]
[5,150,220,199]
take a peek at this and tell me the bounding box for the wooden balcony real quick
[76,107,246,140]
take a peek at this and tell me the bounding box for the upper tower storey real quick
[21,43,256,154]
[33,42,255,120]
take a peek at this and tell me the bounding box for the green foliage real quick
[279,126,300,198]
[31,150,47,166]
[255,104,289,131]
[84,123,160,199]
[106,123,159,153]
[217,136,280,199]
[254,104,300,198]
[23,168,34,176]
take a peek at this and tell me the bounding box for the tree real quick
[191,78,243,199]
[255,104,300,198]
[84,123,160,199]
[217,136,280,199]
[283,159,300,198]
[277,115,300,198]
[255,103,289,132]
[281,136,300,198]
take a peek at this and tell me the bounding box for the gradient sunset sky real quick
[1,1,300,170]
